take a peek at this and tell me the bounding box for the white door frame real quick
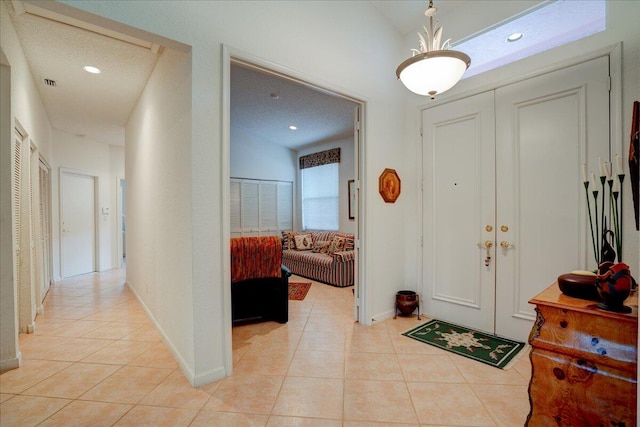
[116,176,125,268]
[59,167,100,278]
[222,45,368,375]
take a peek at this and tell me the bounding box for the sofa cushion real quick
[327,236,346,254]
[335,232,355,251]
[282,231,297,250]
[294,233,313,250]
[283,250,335,268]
[312,240,331,254]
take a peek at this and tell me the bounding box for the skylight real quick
[455,0,606,79]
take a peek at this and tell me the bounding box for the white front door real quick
[61,171,96,278]
[421,56,610,341]
[422,91,496,334]
[495,56,610,340]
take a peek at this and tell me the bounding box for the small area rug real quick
[403,319,525,369]
[288,282,311,301]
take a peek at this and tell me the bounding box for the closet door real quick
[495,56,610,340]
[421,91,496,334]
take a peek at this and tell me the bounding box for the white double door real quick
[422,56,610,341]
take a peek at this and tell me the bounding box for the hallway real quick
[1,267,531,426]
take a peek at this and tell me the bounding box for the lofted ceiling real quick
[7,0,541,149]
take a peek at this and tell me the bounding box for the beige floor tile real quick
[449,355,529,385]
[344,379,418,424]
[297,331,345,352]
[80,366,172,404]
[128,342,178,369]
[397,354,466,383]
[33,337,114,362]
[0,395,71,426]
[113,405,197,426]
[267,415,343,426]
[345,331,395,353]
[345,352,403,381]
[343,422,419,427]
[304,315,354,333]
[244,327,302,352]
[204,374,284,414]
[234,348,294,376]
[121,324,162,342]
[287,350,345,379]
[407,382,495,426]
[0,393,15,403]
[190,410,269,426]
[271,377,343,420]
[32,319,74,335]
[17,335,73,357]
[81,321,145,340]
[139,370,210,409]
[22,362,120,399]
[43,320,108,338]
[0,360,72,394]
[38,400,132,427]
[82,339,156,365]
[471,384,530,427]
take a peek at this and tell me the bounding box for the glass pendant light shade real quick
[396,0,471,99]
[396,50,470,98]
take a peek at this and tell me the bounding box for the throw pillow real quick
[327,236,346,254]
[312,240,331,254]
[335,232,355,251]
[294,233,313,250]
[281,231,297,250]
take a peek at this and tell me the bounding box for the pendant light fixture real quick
[396,0,471,99]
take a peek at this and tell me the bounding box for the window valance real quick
[299,148,340,169]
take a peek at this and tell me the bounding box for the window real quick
[302,163,338,230]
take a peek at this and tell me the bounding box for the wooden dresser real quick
[526,283,638,427]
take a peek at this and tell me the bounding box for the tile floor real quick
[0,267,532,426]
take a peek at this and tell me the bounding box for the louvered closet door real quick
[13,132,22,293]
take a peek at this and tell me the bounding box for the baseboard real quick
[124,280,226,387]
[0,352,22,373]
[371,308,396,323]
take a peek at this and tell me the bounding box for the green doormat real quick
[403,319,525,369]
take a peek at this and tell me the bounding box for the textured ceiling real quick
[231,63,357,150]
[9,3,160,146]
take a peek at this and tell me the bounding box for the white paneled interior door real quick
[61,171,96,278]
[494,56,610,340]
[422,91,496,334]
[422,56,610,341]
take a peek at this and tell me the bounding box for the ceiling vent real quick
[42,78,57,87]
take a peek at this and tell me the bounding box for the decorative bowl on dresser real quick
[526,283,637,426]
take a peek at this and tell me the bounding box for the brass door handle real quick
[500,241,514,249]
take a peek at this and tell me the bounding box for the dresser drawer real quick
[527,349,636,427]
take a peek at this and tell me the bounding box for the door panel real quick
[61,172,96,278]
[495,57,610,340]
[422,91,496,334]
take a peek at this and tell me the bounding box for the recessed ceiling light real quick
[289,125,297,130]
[83,65,101,74]
[506,32,524,42]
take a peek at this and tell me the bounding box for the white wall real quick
[400,0,640,289]
[50,130,119,279]
[1,1,53,372]
[125,47,196,381]
[109,145,124,266]
[230,126,297,182]
[298,137,356,235]
[57,0,405,384]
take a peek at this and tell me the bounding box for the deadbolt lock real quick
[500,225,509,232]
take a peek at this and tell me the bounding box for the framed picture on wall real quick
[348,179,355,220]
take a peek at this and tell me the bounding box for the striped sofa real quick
[281,231,355,287]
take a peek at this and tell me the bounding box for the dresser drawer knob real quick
[552,367,565,380]
[591,337,599,345]
[560,320,568,328]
